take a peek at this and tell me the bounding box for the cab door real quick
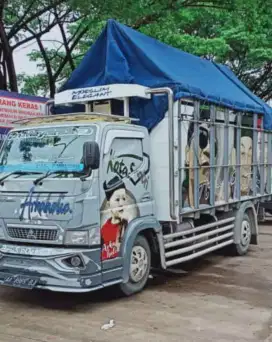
[99,128,152,284]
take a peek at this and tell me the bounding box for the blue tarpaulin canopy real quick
[61,19,272,130]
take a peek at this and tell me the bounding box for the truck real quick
[0,19,271,295]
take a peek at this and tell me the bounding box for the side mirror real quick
[82,141,100,170]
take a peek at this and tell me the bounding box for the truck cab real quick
[0,85,160,295]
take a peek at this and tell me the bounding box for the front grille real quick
[6,227,58,241]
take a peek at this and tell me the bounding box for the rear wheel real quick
[119,235,151,296]
[231,212,252,256]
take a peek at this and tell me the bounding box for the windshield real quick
[0,125,97,177]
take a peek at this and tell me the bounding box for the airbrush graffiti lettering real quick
[71,86,112,101]
[107,152,150,186]
[20,186,72,220]
[137,171,149,190]
[107,154,136,177]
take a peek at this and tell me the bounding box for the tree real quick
[0,0,83,92]
[21,11,91,97]
[137,0,272,100]
[18,0,272,100]
[0,0,17,91]
[17,0,237,96]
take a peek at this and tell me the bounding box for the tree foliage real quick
[0,0,87,93]
[2,0,272,101]
[138,0,272,100]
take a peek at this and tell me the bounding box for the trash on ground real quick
[101,319,115,330]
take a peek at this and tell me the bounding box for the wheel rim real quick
[130,245,148,283]
[241,220,251,246]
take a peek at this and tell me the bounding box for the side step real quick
[163,217,235,268]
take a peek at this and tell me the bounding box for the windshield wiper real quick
[0,171,42,184]
[33,170,84,185]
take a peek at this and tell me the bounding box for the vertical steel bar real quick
[209,105,216,206]
[224,110,229,202]
[267,131,272,194]
[85,103,92,112]
[193,101,200,209]
[45,99,54,115]
[123,98,130,117]
[235,113,241,200]
[260,117,265,195]
[145,87,175,219]
[252,114,258,196]
[178,101,183,217]
[167,90,175,219]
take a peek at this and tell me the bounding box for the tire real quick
[230,212,252,256]
[119,235,151,296]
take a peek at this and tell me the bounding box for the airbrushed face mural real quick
[100,176,140,260]
[233,118,254,196]
[182,109,259,208]
[183,121,213,206]
[100,137,150,261]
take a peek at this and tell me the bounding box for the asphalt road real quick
[0,224,271,342]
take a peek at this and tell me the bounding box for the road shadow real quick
[147,248,272,309]
[148,256,222,288]
[0,285,125,312]
[0,256,219,311]
[1,248,270,311]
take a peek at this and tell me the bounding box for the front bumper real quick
[0,243,104,292]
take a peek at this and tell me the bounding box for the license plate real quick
[3,274,39,289]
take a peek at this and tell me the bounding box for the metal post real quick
[235,113,241,200]
[193,102,200,209]
[223,110,229,202]
[145,87,175,220]
[260,117,265,195]
[45,99,55,116]
[178,101,183,217]
[85,103,92,113]
[210,105,216,206]
[123,98,130,117]
[252,114,258,196]
[267,131,272,194]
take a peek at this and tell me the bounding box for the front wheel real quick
[119,235,151,296]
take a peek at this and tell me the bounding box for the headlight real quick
[64,231,89,245]
[89,227,100,245]
[0,228,5,239]
[0,220,6,239]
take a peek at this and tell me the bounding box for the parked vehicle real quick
[0,20,271,295]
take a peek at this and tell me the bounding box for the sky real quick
[13,27,62,77]
[14,45,36,76]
